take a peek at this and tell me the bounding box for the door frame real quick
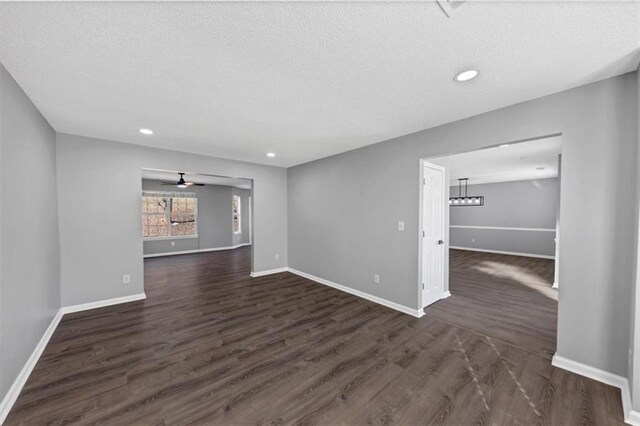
[418,159,451,310]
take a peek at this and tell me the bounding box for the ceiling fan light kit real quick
[161,172,205,188]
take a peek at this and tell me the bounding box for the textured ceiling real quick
[1,2,638,167]
[141,169,252,189]
[431,136,562,185]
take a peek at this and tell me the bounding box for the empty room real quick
[1,1,639,425]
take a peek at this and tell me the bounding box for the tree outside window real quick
[233,195,241,234]
[142,192,197,238]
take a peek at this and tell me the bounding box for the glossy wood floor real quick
[427,249,558,359]
[6,247,623,425]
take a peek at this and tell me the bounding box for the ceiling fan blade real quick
[160,182,177,185]
[185,182,205,187]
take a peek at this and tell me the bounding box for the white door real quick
[422,163,445,308]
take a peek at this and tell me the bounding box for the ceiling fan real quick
[161,173,204,188]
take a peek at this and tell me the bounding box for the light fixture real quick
[266,152,276,158]
[454,69,479,82]
[176,173,188,188]
[499,144,510,148]
[449,178,484,207]
[139,128,154,135]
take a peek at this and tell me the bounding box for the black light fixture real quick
[449,178,484,206]
[176,173,188,188]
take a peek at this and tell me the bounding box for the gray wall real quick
[1,64,61,401]
[449,178,558,257]
[141,179,251,255]
[288,72,638,378]
[57,133,286,307]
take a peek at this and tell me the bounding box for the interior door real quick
[422,163,445,308]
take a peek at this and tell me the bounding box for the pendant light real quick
[449,178,484,206]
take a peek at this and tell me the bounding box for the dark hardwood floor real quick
[6,247,623,424]
[426,249,558,359]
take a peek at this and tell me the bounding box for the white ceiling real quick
[141,169,252,189]
[1,2,638,168]
[430,135,562,186]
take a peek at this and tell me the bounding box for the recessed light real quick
[454,69,479,82]
[499,144,510,148]
[266,152,276,158]
[139,128,154,135]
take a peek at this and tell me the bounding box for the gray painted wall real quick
[288,72,638,378]
[1,64,61,400]
[141,180,251,255]
[57,133,286,307]
[449,178,558,257]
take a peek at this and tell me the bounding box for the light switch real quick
[398,221,405,231]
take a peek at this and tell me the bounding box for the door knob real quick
[437,240,445,245]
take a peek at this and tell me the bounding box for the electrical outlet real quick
[275,253,280,261]
[374,274,380,284]
[122,274,131,284]
[398,221,405,231]
[171,241,176,247]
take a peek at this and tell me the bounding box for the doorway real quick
[139,168,254,294]
[418,135,562,358]
[421,162,446,308]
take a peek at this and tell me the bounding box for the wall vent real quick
[437,0,467,17]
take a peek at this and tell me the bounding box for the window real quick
[142,191,197,239]
[233,195,241,234]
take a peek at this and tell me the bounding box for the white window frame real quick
[142,191,198,240]
[233,194,242,234]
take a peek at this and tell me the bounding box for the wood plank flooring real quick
[5,247,623,425]
[426,249,558,359]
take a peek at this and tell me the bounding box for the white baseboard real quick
[62,293,147,314]
[450,246,555,260]
[552,282,559,289]
[287,268,424,318]
[0,292,148,422]
[629,409,640,426]
[144,243,251,258]
[552,354,637,425]
[250,267,288,278]
[0,309,64,424]
[442,291,452,299]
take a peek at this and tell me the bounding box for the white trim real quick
[143,243,251,258]
[552,282,559,289]
[287,268,424,318]
[250,267,288,278]
[442,291,452,299]
[0,309,64,424]
[450,225,556,232]
[418,160,448,316]
[0,293,149,422]
[62,293,147,314]
[552,354,637,425]
[629,409,640,426]
[450,246,555,260]
[144,235,199,241]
